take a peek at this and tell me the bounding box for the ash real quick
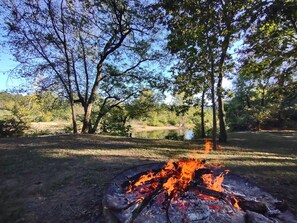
[103,163,297,223]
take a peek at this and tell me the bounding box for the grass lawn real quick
[0,132,296,222]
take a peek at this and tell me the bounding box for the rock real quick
[239,199,268,214]
[245,210,276,223]
[274,201,288,212]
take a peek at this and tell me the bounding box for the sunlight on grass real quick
[1,132,297,222]
[41,148,175,161]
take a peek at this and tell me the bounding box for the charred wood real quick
[245,210,275,223]
[238,199,268,215]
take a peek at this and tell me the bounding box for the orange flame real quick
[127,158,226,198]
[126,140,239,209]
[231,196,241,210]
[201,172,225,192]
[204,140,213,154]
[162,159,205,196]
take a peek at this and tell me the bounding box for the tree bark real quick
[70,101,78,134]
[82,104,93,134]
[217,74,227,143]
[91,111,105,134]
[210,70,217,150]
[216,2,233,142]
[205,20,217,149]
[200,89,206,138]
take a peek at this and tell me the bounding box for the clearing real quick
[0,132,296,222]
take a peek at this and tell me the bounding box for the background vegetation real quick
[0,0,296,140]
[0,2,296,223]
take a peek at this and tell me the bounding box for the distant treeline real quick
[1,88,296,138]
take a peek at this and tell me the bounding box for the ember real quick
[126,141,230,205]
[103,141,297,223]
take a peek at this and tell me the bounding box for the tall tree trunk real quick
[206,22,217,150]
[91,111,105,134]
[82,62,103,133]
[82,104,93,133]
[70,101,78,134]
[277,74,285,128]
[217,73,227,143]
[200,89,206,138]
[210,71,217,150]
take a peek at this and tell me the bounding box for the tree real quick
[227,60,297,131]
[161,0,248,147]
[0,0,164,133]
[233,0,297,129]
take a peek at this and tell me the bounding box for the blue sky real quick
[0,30,238,93]
[0,50,20,91]
[0,9,22,92]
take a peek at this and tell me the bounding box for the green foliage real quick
[226,73,297,131]
[161,0,248,143]
[0,92,71,136]
[228,0,297,131]
[0,117,29,137]
[192,109,213,138]
[35,92,71,121]
[100,108,131,136]
[0,92,70,123]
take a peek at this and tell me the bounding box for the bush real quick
[0,118,29,137]
[100,109,131,136]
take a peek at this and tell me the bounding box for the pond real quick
[131,129,195,140]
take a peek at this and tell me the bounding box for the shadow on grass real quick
[0,152,157,222]
[227,132,297,155]
[0,134,201,223]
[0,134,199,151]
[1,132,296,222]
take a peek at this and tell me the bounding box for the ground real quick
[0,132,296,222]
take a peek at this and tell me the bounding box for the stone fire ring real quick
[102,163,297,223]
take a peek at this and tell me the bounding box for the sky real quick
[0,50,20,91]
[0,8,23,92]
[0,14,22,92]
[0,26,237,94]
[0,49,233,95]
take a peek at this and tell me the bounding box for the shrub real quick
[0,118,29,137]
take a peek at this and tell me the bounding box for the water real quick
[132,129,195,140]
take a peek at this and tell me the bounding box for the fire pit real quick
[103,143,297,223]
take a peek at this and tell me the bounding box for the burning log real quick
[188,184,269,215]
[124,158,271,217]
[127,183,164,223]
[188,185,225,199]
[103,163,297,223]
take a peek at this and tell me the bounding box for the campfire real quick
[103,141,297,223]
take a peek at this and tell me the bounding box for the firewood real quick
[194,168,213,177]
[190,185,226,199]
[127,182,164,223]
[238,199,268,214]
[188,184,268,215]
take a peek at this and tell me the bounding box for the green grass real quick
[0,132,296,222]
